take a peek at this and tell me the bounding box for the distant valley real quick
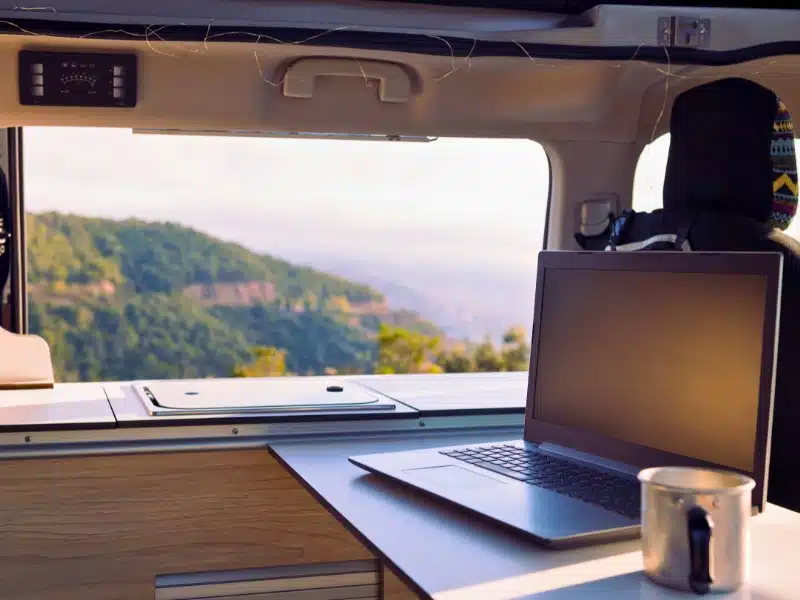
[282,256,537,342]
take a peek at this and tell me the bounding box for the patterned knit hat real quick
[769,98,798,230]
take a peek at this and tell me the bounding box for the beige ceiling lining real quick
[637,58,800,143]
[2,2,799,53]
[0,34,798,145]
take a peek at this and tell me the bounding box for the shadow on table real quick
[349,472,643,593]
[439,571,781,600]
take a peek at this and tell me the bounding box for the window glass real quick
[24,128,550,381]
[631,133,669,214]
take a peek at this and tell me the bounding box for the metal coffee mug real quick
[638,466,755,595]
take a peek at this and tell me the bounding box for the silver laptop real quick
[349,250,782,548]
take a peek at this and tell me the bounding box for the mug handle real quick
[687,505,714,595]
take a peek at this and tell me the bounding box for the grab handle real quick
[687,505,714,595]
[283,58,412,103]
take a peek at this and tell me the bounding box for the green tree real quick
[232,346,288,377]
[501,326,531,372]
[436,344,474,373]
[375,324,442,374]
[473,337,504,372]
[324,366,367,375]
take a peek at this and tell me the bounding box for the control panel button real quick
[19,50,137,107]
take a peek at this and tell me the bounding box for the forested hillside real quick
[26,212,440,381]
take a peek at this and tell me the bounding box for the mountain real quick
[26,212,441,382]
[280,256,537,341]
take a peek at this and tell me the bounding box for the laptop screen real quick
[532,264,772,474]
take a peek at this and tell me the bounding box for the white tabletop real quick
[431,503,799,599]
[272,433,800,600]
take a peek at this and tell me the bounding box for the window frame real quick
[1,127,25,334]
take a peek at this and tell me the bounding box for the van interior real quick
[0,1,799,599]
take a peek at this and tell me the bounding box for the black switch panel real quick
[18,50,137,108]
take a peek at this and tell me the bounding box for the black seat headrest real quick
[663,78,797,230]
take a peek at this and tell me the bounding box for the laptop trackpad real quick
[402,465,508,489]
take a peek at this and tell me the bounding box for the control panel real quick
[18,50,137,108]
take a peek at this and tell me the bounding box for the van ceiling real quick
[382,0,798,13]
[4,2,799,66]
[0,3,798,141]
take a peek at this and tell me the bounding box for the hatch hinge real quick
[657,16,711,49]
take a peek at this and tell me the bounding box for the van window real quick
[631,134,669,213]
[24,128,550,381]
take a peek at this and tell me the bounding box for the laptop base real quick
[349,439,640,549]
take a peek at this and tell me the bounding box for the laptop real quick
[349,250,782,548]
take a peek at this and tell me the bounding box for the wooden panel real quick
[382,566,420,600]
[0,449,371,600]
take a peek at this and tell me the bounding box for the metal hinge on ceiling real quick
[657,16,711,49]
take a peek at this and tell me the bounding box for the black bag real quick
[575,208,694,252]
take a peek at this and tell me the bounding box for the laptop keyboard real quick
[440,444,641,519]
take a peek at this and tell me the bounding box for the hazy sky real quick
[23,127,552,272]
[21,127,798,272]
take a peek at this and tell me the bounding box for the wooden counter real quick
[0,448,374,599]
